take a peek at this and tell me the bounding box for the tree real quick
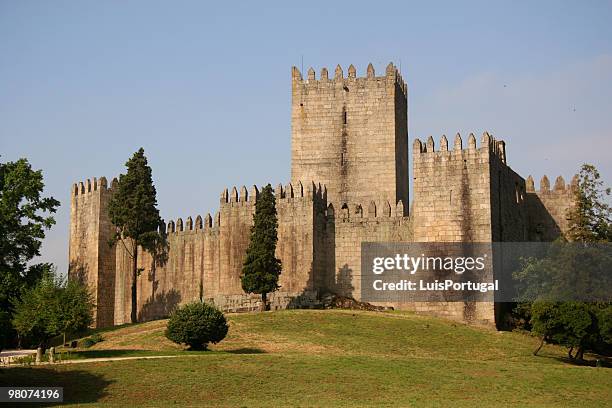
[11,272,61,352]
[566,164,611,242]
[513,241,611,304]
[0,158,59,347]
[57,278,95,345]
[241,184,282,311]
[530,302,610,360]
[108,148,164,323]
[0,159,60,309]
[165,302,228,350]
[11,270,94,355]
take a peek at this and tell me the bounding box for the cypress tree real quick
[108,148,164,323]
[241,184,282,311]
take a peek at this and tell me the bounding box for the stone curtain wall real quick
[488,145,529,242]
[323,201,412,299]
[409,133,505,324]
[524,175,577,241]
[411,132,497,243]
[290,63,409,209]
[111,182,327,324]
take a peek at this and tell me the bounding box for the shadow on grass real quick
[224,348,266,354]
[0,367,112,405]
[537,352,611,368]
[548,355,611,368]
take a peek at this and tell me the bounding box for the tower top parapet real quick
[292,62,407,98]
[412,132,507,164]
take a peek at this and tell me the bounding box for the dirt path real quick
[3,354,205,367]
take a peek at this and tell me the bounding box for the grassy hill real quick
[1,310,610,407]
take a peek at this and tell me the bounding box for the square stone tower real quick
[69,177,117,328]
[291,63,408,212]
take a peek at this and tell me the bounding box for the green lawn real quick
[1,310,610,407]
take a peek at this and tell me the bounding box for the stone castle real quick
[69,62,575,328]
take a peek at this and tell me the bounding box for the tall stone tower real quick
[68,177,117,328]
[290,62,409,212]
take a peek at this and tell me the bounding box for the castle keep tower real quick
[291,63,408,213]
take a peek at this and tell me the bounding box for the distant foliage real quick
[165,302,228,350]
[241,184,282,311]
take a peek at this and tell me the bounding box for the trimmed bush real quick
[81,333,103,348]
[165,302,228,350]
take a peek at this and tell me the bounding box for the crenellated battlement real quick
[326,199,407,222]
[412,132,507,164]
[526,174,578,195]
[71,176,118,196]
[164,181,329,237]
[166,211,215,234]
[219,181,327,206]
[292,62,407,98]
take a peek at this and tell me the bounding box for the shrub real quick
[165,302,228,350]
[81,334,103,348]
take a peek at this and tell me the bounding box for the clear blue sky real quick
[1,1,611,274]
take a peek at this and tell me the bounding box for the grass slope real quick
[1,310,610,407]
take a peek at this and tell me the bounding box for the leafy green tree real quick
[165,302,228,350]
[12,272,62,352]
[566,164,611,242]
[11,270,94,353]
[598,306,612,345]
[241,184,282,311]
[108,148,165,323]
[0,158,59,347]
[57,278,95,345]
[514,241,611,304]
[530,302,611,360]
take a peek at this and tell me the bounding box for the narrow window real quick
[342,108,347,125]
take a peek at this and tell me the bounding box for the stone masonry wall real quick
[411,132,496,243]
[290,63,409,210]
[488,143,529,242]
[524,175,577,241]
[323,200,412,299]
[409,132,504,324]
[111,182,327,324]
